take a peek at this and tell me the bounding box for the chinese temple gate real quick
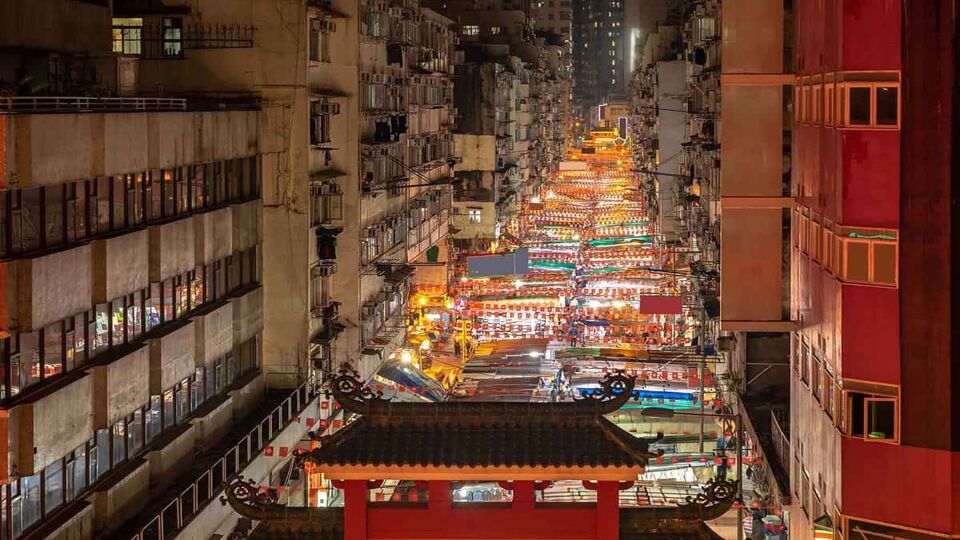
[224,369,736,539]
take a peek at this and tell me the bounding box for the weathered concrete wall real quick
[11,374,93,474]
[94,230,149,304]
[195,207,235,265]
[232,286,263,346]
[149,322,196,393]
[150,219,196,282]
[92,345,151,429]
[195,303,234,367]
[89,459,151,535]
[15,245,92,330]
[8,111,258,188]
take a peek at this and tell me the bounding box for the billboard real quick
[467,248,530,277]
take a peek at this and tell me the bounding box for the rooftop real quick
[302,368,661,480]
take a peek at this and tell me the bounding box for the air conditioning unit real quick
[319,19,337,33]
[319,100,341,115]
[315,263,337,277]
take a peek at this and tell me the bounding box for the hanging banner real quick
[637,295,683,314]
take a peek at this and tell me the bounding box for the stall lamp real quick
[514,279,524,289]
[401,350,413,363]
[528,351,542,358]
[419,297,428,306]
[420,339,431,351]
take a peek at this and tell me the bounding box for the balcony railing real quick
[121,384,313,540]
[770,410,790,471]
[0,96,186,114]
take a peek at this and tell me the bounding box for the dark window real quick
[866,399,895,440]
[848,87,871,125]
[128,409,144,456]
[43,460,63,515]
[875,86,898,126]
[44,185,65,247]
[146,396,162,442]
[65,445,86,503]
[17,188,42,253]
[111,419,126,467]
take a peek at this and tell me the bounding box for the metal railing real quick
[0,96,187,114]
[124,384,312,540]
[770,410,790,472]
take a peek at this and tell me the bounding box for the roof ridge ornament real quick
[678,476,738,513]
[574,370,636,413]
[328,363,389,414]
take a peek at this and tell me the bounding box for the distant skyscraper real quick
[573,0,626,110]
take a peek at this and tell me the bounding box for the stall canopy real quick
[375,361,446,402]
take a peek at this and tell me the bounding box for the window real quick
[800,341,810,386]
[875,86,899,125]
[309,18,332,63]
[848,391,898,442]
[837,74,901,128]
[65,445,86,503]
[841,235,898,286]
[462,25,479,36]
[162,17,183,57]
[310,181,343,226]
[812,84,822,124]
[823,369,834,418]
[310,100,335,146]
[848,87,871,125]
[467,207,482,224]
[112,18,143,55]
[43,461,63,515]
[811,354,821,402]
[490,26,502,35]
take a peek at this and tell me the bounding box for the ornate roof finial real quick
[574,370,636,414]
[326,363,388,415]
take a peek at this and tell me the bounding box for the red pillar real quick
[428,480,451,510]
[595,481,620,540]
[343,480,368,540]
[511,480,536,510]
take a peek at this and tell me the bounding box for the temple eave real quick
[314,464,645,481]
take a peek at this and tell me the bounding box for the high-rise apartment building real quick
[531,0,573,42]
[0,0,456,538]
[572,0,626,112]
[790,1,959,538]
[431,2,569,243]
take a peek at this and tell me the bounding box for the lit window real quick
[112,18,143,56]
[462,25,480,36]
[490,26,502,35]
[468,208,482,224]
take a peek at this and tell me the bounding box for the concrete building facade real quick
[0,0,456,538]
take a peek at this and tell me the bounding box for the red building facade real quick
[791,1,959,537]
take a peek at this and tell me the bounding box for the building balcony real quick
[0,96,186,114]
[112,384,315,540]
